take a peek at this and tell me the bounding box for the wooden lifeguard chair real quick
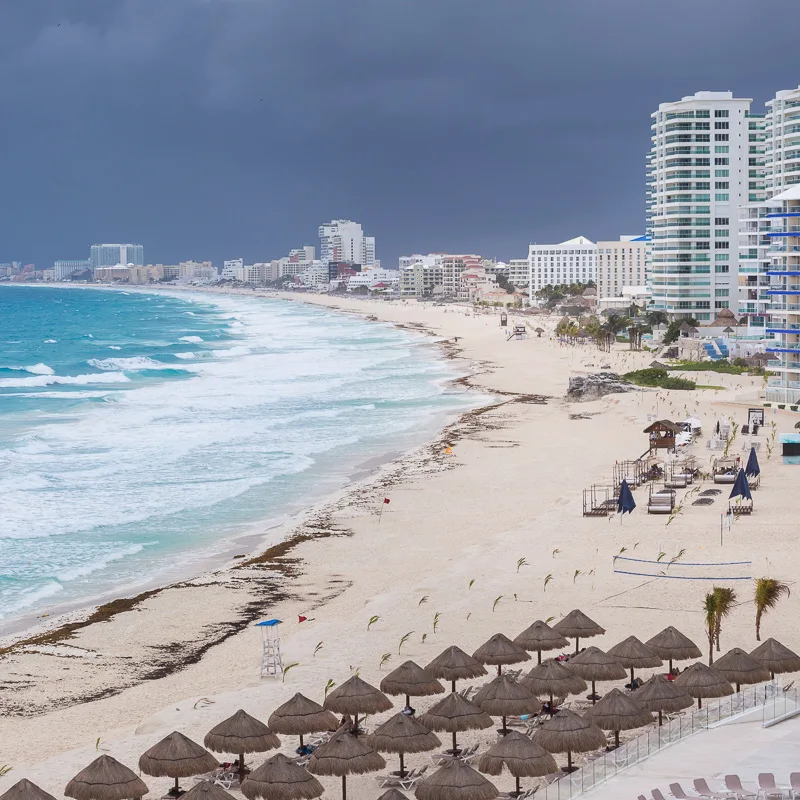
[643,420,682,454]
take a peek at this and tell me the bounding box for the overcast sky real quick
[1,0,798,268]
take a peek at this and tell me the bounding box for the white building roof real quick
[559,236,595,246]
[771,185,800,202]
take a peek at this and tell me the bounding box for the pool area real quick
[779,433,800,464]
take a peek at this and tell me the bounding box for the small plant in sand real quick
[193,698,213,709]
[493,595,503,611]
[432,612,441,633]
[282,663,299,683]
[324,679,336,698]
[379,653,392,670]
[313,642,323,657]
[754,578,790,641]
[517,558,528,572]
[543,574,553,592]
[398,631,414,655]
[367,615,380,631]
[421,633,428,644]
[0,766,11,778]
[468,579,476,590]
[418,595,429,606]
[573,570,582,584]
[552,549,561,558]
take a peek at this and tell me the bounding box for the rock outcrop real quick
[567,372,634,401]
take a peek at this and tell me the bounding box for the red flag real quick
[298,615,308,623]
[383,498,390,505]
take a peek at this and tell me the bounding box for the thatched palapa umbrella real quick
[368,712,441,777]
[323,675,393,734]
[534,709,606,773]
[582,688,653,749]
[379,791,409,800]
[750,638,800,678]
[269,693,339,753]
[419,692,493,756]
[634,675,693,726]
[551,610,605,654]
[426,646,487,693]
[241,753,323,800]
[204,709,280,783]
[307,730,385,800]
[472,634,530,676]
[65,755,149,800]
[180,781,236,800]
[566,647,626,705]
[139,731,218,796]
[673,662,734,709]
[645,626,702,673]
[478,731,556,797]
[606,636,663,687]
[521,659,586,706]
[380,660,445,709]
[473,674,541,736]
[415,758,498,800]
[1,780,57,800]
[712,648,771,692]
[513,620,569,665]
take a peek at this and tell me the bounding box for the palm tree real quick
[645,310,669,328]
[754,578,790,641]
[713,587,737,653]
[703,592,717,665]
[703,587,737,664]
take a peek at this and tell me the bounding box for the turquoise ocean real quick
[0,287,476,625]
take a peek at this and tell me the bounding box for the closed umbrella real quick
[513,620,569,665]
[268,693,339,753]
[533,710,606,773]
[477,731,556,798]
[415,759,498,800]
[606,636,663,687]
[472,634,530,676]
[380,661,445,709]
[551,610,605,654]
[473,674,541,736]
[645,627,702,673]
[617,479,636,515]
[307,730,385,800]
[1,781,57,800]
[750,638,800,678]
[634,675,693,725]
[323,675,393,734]
[729,469,752,502]
[139,732,218,796]
[204,709,280,782]
[566,647,626,705]
[65,755,149,800]
[241,753,323,800]
[712,648,771,692]
[426,646,487,693]
[582,688,653,749]
[521,659,586,706]
[746,447,760,478]
[368,712,441,777]
[673,662,734,709]
[419,692,493,756]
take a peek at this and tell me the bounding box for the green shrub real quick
[623,368,696,390]
[778,404,786,409]
[668,359,748,375]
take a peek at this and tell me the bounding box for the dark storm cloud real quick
[1,0,797,267]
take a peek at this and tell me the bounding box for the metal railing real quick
[762,682,800,727]
[540,683,778,800]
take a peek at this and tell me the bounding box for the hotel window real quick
[715,134,729,141]
[715,193,730,201]
[715,146,729,153]
[715,217,729,225]
[715,181,729,189]
[715,169,729,177]
[714,110,729,118]
[714,121,729,129]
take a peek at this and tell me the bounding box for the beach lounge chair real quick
[757,774,782,800]
[670,782,700,799]
[653,789,670,800]
[790,773,800,799]
[725,776,757,799]
[459,744,479,764]
[376,767,419,788]
[400,766,428,790]
[693,778,733,798]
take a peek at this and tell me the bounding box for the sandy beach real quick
[1,290,797,799]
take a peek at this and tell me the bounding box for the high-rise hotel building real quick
[647,92,752,322]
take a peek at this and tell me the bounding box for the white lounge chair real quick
[757,774,782,800]
[693,778,733,799]
[670,783,700,799]
[725,776,757,799]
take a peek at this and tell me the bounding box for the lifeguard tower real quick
[257,619,284,679]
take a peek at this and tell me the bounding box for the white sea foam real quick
[3,363,55,375]
[0,372,130,388]
[55,543,149,581]
[180,336,203,343]
[88,356,161,371]
[0,580,64,619]
[210,345,251,358]
[174,352,196,359]
[44,339,57,344]
[108,345,122,350]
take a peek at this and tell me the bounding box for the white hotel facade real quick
[527,236,595,303]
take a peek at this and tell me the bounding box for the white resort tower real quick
[527,236,595,303]
[647,91,752,322]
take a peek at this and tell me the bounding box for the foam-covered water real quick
[0,287,476,622]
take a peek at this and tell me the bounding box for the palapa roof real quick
[673,662,734,699]
[65,755,149,800]
[0,780,57,800]
[582,689,653,732]
[415,758,498,800]
[551,610,605,640]
[521,659,586,697]
[418,692,494,733]
[606,636,663,669]
[367,712,441,754]
[645,628,701,661]
[513,620,569,653]
[425,646,488,682]
[323,675,393,715]
[307,730,385,777]
[633,675,693,714]
[379,791,410,800]
[180,781,237,800]
[750,638,800,674]
[643,420,682,434]
[477,731,556,778]
[204,709,281,755]
[712,648,771,685]
[566,647,626,682]
[241,753,323,800]
[472,633,530,666]
[472,674,542,717]
[533,710,606,754]
[380,661,445,698]
[268,693,338,735]
[139,731,218,778]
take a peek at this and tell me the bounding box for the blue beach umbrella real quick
[617,478,636,515]
[745,446,760,478]
[729,469,752,502]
